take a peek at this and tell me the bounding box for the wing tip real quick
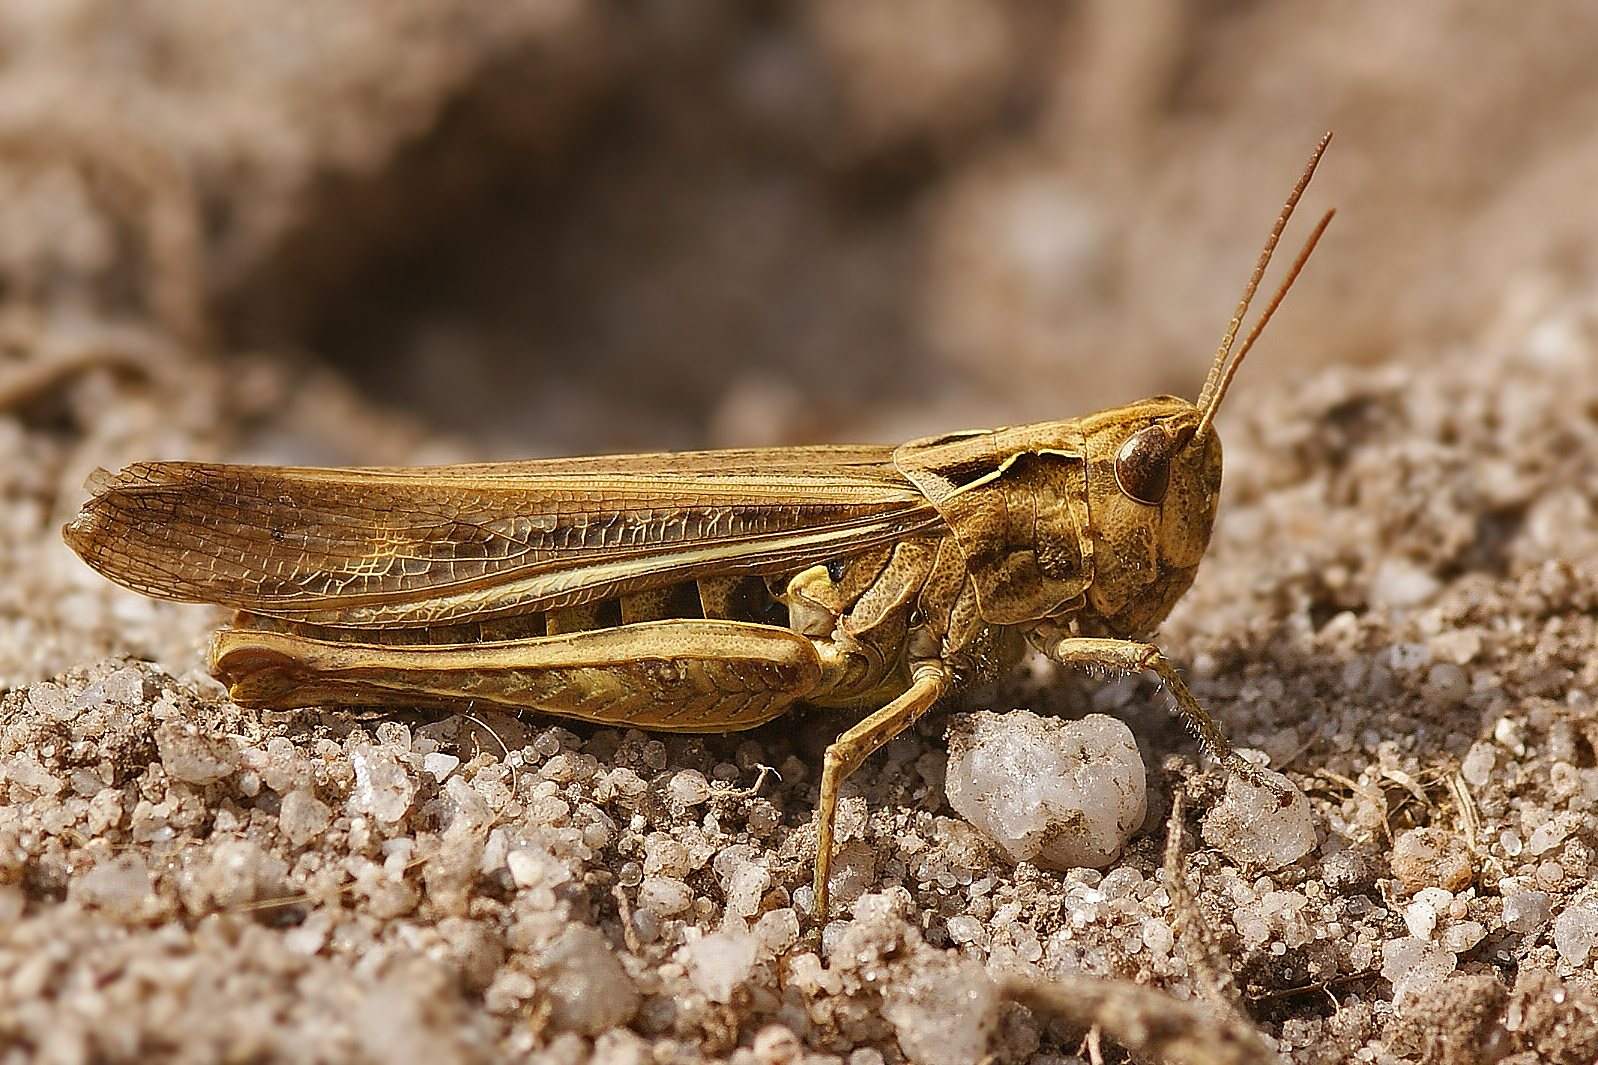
[82,466,118,495]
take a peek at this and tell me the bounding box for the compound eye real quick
[1115,425,1174,505]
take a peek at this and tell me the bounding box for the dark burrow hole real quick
[221,21,949,458]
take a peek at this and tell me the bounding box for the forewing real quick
[64,447,942,627]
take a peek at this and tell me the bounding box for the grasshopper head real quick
[1073,134,1337,639]
[1073,397,1220,639]
[898,136,1332,640]
[1080,131,1342,630]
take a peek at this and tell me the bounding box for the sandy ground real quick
[4,3,1598,1063]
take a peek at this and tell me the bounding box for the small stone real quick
[484,969,537,1014]
[24,683,72,721]
[946,915,984,945]
[102,666,156,706]
[257,738,312,793]
[71,852,162,922]
[592,1029,652,1065]
[1404,888,1453,939]
[348,744,415,824]
[1391,827,1474,893]
[539,753,575,784]
[276,788,330,846]
[532,729,564,758]
[603,767,648,805]
[1369,561,1440,609]
[85,787,124,835]
[1440,920,1486,954]
[4,753,62,798]
[637,876,694,916]
[438,916,505,993]
[1527,817,1571,856]
[1201,769,1315,869]
[683,928,759,1003]
[540,927,640,1036]
[667,769,712,807]
[944,711,1146,870]
[440,775,494,832]
[506,843,569,890]
[177,837,289,913]
[154,720,240,785]
[1502,890,1552,934]
[1320,848,1375,892]
[1429,629,1482,665]
[1382,937,1455,1002]
[882,952,997,1065]
[1141,917,1175,954]
[785,951,839,997]
[1553,901,1598,966]
[752,909,800,955]
[642,835,692,879]
[751,1024,803,1065]
[631,906,662,944]
[1461,742,1496,788]
[720,860,771,919]
[283,909,334,955]
[422,752,460,781]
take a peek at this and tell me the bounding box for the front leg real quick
[1041,635,1292,805]
[813,660,951,924]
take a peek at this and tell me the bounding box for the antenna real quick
[1194,132,1334,438]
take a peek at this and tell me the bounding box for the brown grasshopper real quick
[64,135,1333,924]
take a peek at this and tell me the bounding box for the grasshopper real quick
[64,135,1333,924]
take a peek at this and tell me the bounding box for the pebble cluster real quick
[7,294,1598,1062]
